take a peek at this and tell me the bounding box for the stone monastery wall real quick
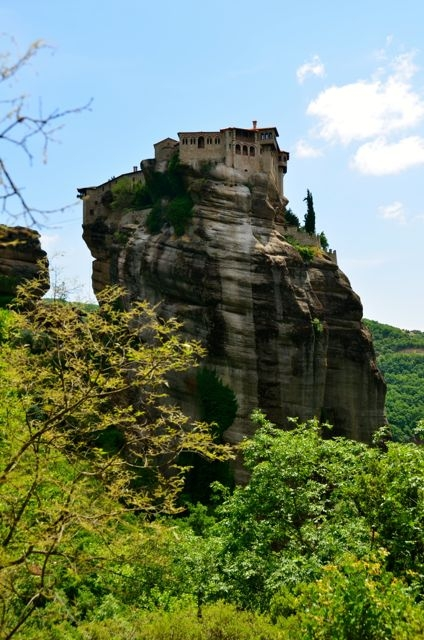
[175,122,289,197]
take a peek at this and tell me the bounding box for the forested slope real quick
[365,319,424,440]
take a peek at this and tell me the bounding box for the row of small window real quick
[260,132,273,140]
[235,144,256,156]
[181,137,221,147]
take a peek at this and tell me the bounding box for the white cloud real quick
[352,135,424,174]
[296,55,325,84]
[306,51,424,145]
[390,51,418,81]
[294,139,323,158]
[378,201,407,224]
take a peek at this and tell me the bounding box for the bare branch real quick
[0,35,92,224]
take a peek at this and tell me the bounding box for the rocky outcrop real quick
[0,226,49,302]
[82,163,386,449]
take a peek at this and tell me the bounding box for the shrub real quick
[284,208,300,228]
[319,230,329,251]
[110,178,137,211]
[180,369,237,504]
[295,244,317,261]
[273,554,424,640]
[285,237,319,261]
[79,602,285,640]
[146,201,166,233]
[165,194,193,236]
[196,368,238,439]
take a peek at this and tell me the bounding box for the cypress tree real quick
[303,189,316,234]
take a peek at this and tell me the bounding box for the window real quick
[198,136,205,149]
[235,144,241,154]
[249,146,255,156]
[243,145,248,156]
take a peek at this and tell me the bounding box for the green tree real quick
[273,553,424,639]
[284,207,300,228]
[211,411,424,611]
[319,230,329,251]
[0,274,231,637]
[303,189,316,234]
[365,319,424,440]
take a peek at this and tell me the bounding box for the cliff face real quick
[0,226,49,302]
[82,163,386,446]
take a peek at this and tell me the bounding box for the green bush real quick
[108,154,193,236]
[312,317,324,334]
[319,230,329,251]
[109,179,152,212]
[146,201,166,233]
[78,602,285,640]
[110,178,137,211]
[285,237,319,261]
[365,319,424,440]
[165,194,193,236]
[273,554,424,639]
[180,368,237,503]
[211,412,424,610]
[284,208,300,228]
[197,368,238,439]
[296,244,317,261]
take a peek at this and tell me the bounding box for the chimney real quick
[252,120,257,130]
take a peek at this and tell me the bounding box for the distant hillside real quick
[365,319,424,441]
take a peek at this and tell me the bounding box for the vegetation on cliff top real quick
[284,190,330,257]
[106,153,194,236]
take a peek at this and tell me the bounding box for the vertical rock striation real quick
[82,162,386,448]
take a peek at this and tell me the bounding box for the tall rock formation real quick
[0,225,49,303]
[81,159,386,447]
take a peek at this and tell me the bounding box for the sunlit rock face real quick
[82,162,386,451]
[0,226,49,301]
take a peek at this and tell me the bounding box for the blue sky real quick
[2,0,424,329]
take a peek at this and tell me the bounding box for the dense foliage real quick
[2,377,424,638]
[365,319,424,440]
[0,277,230,638]
[2,279,424,637]
[283,207,300,228]
[180,369,238,504]
[107,153,194,236]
